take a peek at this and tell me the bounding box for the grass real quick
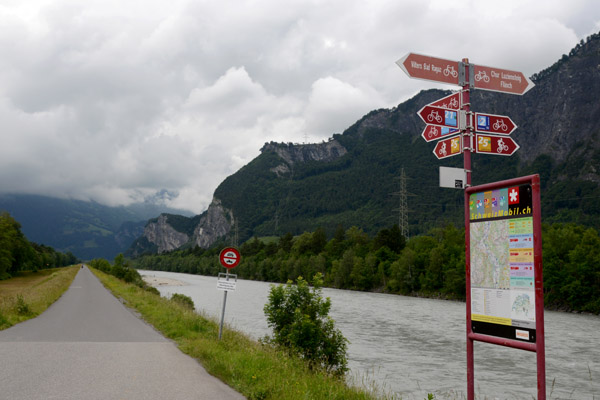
[90,268,390,400]
[0,266,79,329]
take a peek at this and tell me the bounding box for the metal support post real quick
[218,272,230,340]
[461,58,475,400]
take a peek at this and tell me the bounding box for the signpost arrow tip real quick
[396,53,410,77]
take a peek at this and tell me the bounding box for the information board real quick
[468,183,537,342]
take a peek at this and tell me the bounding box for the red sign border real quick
[219,247,241,269]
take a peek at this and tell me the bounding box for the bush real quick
[145,286,160,296]
[15,294,31,315]
[171,293,195,310]
[263,273,348,376]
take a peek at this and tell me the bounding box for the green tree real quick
[310,227,328,254]
[278,232,294,253]
[373,224,405,254]
[264,273,348,376]
[331,249,354,288]
[291,232,314,255]
[325,224,347,259]
[0,212,37,278]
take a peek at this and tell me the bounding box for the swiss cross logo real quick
[508,187,519,204]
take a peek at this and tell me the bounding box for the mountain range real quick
[0,194,192,260]
[128,32,600,256]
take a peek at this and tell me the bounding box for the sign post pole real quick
[217,247,241,340]
[461,58,475,400]
[218,271,230,340]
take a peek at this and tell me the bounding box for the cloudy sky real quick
[1,0,599,214]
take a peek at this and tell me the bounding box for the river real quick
[139,270,599,399]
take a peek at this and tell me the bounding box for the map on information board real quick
[471,221,510,289]
[469,184,537,342]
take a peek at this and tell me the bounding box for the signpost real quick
[420,92,461,142]
[218,247,240,340]
[472,64,535,95]
[421,125,459,142]
[475,135,519,156]
[396,53,460,86]
[398,53,544,399]
[429,92,461,110]
[417,105,460,129]
[474,112,517,135]
[433,135,462,159]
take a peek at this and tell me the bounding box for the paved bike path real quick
[0,267,245,399]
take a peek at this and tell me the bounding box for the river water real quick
[139,270,599,399]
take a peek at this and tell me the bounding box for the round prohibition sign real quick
[219,247,241,269]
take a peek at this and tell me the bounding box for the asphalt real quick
[0,267,245,400]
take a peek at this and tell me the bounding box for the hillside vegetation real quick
[0,212,79,280]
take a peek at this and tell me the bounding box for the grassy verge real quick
[90,268,388,400]
[0,266,79,330]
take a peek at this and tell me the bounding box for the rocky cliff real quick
[261,140,347,176]
[142,214,189,253]
[127,198,234,256]
[192,198,234,248]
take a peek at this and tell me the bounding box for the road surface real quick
[0,267,245,400]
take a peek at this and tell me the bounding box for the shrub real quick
[171,293,195,310]
[263,273,348,376]
[0,311,7,328]
[145,286,160,296]
[15,294,31,315]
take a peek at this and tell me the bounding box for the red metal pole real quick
[532,175,547,400]
[462,57,475,400]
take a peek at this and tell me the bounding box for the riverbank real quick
[92,268,391,400]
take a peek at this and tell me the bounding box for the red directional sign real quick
[219,247,241,269]
[474,112,517,135]
[433,135,462,159]
[472,64,534,95]
[421,125,459,142]
[418,105,460,129]
[429,92,461,110]
[397,53,460,86]
[475,134,519,156]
